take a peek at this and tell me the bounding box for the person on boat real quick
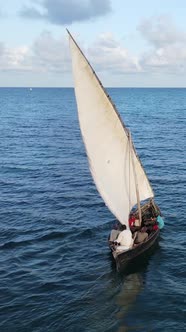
[129,213,136,227]
[141,221,159,235]
[114,225,134,249]
[129,213,140,234]
[109,222,121,242]
[134,227,148,244]
[143,216,156,226]
[152,223,159,231]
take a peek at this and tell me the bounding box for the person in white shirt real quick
[115,225,133,250]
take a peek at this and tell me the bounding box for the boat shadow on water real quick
[108,242,160,331]
[115,273,144,331]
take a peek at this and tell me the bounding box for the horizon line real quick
[0,86,186,89]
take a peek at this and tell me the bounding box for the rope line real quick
[79,271,108,300]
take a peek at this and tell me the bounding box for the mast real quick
[129,132,142,225]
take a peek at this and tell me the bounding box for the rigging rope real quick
[78,270,108,300]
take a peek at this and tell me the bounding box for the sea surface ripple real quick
[0,87,185,332]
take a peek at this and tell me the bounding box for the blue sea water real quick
[0,87,185,332]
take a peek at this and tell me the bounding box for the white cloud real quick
[141,46,186,73]
[138,16,186,48]
[0,31,140,76]
[20,0,112,25]
[1,16,186,86]
[0,32,69,74]
[87,33,141,74]
[0,42,5,56]
[138,16,186,73]
[0,43,30,71]
[32,31,70,72]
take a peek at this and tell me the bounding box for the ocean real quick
[0,87,185,331]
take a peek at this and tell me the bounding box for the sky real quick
[1,0,186,87]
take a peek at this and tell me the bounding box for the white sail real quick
[68,31,154,227]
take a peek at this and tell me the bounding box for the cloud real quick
[0,31,141,76]
[140,46,186,73]
[32,31,70,72]
[0,42,5,56]
[0,43,30,72]
[1,17,186,86]
[138,16,186,48]
[0,32,70,73]
[138,16,186,73]
[87,33,141,74]
[20,0,112,25]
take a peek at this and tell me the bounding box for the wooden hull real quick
[110,229,160,272]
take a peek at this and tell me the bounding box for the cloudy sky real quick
[1,0,186,87]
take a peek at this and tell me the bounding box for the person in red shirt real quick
[152,224,159,231]
[129,213,136,228]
